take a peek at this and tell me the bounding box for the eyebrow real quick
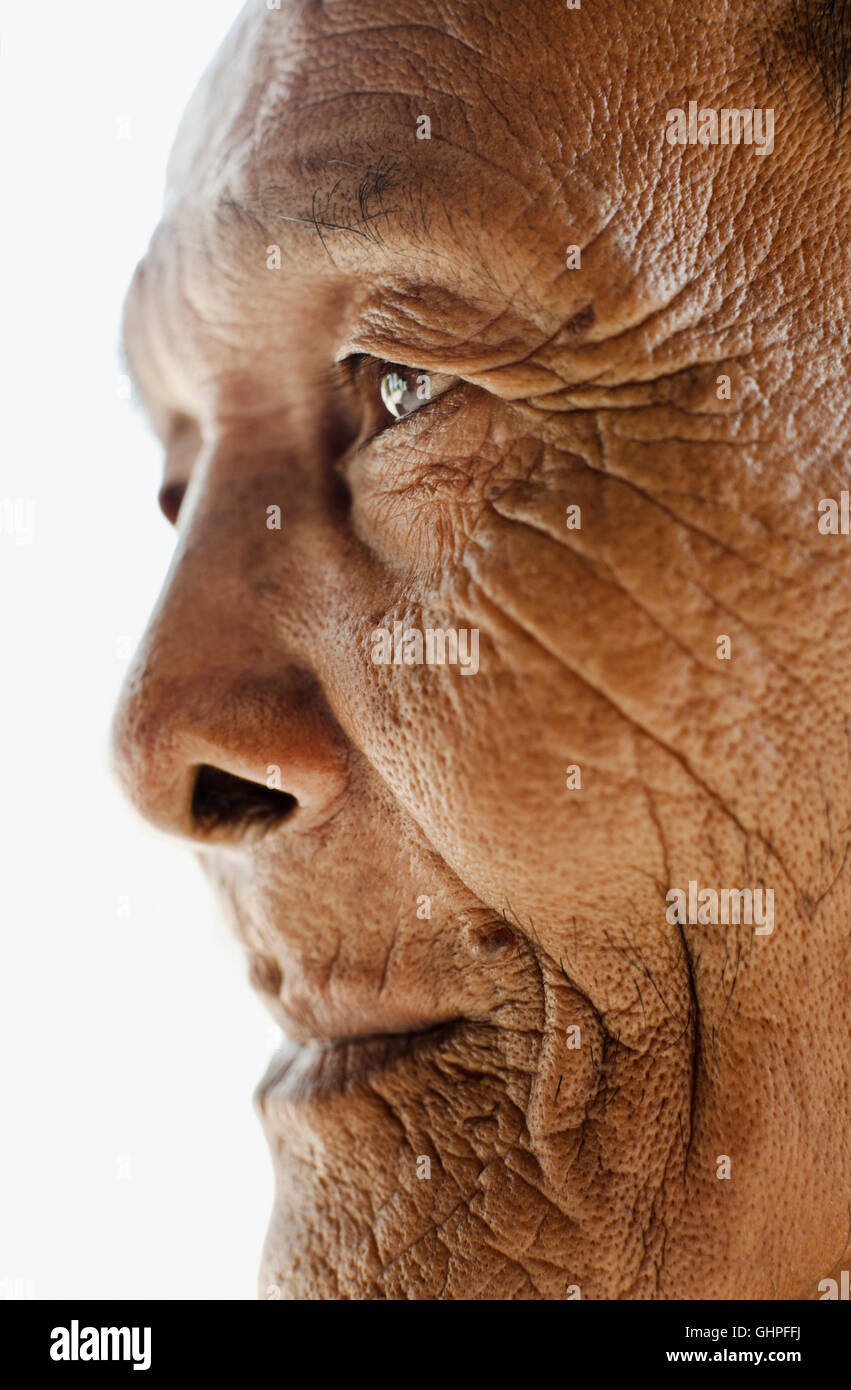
[266,152,430,255]
[117,152,436,429]
[764,0,851,126]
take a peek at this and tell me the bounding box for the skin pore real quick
[113,0,851,1298]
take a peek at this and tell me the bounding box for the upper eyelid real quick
[340,351,459,383]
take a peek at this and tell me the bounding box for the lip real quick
[267,981,462,1050]
[257,1019,462,1106]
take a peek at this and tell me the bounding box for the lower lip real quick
[258,1020,461,1105]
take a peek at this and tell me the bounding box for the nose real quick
[111,441,350,846]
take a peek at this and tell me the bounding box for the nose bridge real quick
[188,415,343,590]
[111,431,351,842]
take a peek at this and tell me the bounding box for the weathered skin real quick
[113,0,851,1298]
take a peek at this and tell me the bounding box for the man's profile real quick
[112,0,851,1299]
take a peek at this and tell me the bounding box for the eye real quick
[379,366,427,421]
[342,356,460,440]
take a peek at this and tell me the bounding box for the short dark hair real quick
[769,0,851,127]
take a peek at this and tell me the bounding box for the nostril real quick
[191,764,298,837]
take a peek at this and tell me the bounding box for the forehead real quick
[122,0,791,421]
[159,0,726,241]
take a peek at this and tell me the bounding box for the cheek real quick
[329,416,684,925]
[328,406,831,936]
[344,393,502,574]
[354,648,673,930]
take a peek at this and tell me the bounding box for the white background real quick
[0,1,276,1299]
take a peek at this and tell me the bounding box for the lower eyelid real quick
[376,378,467,439]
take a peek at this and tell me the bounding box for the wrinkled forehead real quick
[161,0,772,239]
[165,0,587,205]
[123,0,824,424]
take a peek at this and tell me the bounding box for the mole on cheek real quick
[460,915,517,960]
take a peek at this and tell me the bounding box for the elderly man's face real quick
[114,0,851,1298]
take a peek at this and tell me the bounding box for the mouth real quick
[257,1018,463,1105]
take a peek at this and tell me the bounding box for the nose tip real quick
[110,432,353,847]
[111,651,350,846]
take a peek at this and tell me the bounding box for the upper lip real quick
[246,943,468,1048]
[256,1017,464,1108]
[295,1019,458,1050]
[267,981,461,1049]
[278,1006,460,1049]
